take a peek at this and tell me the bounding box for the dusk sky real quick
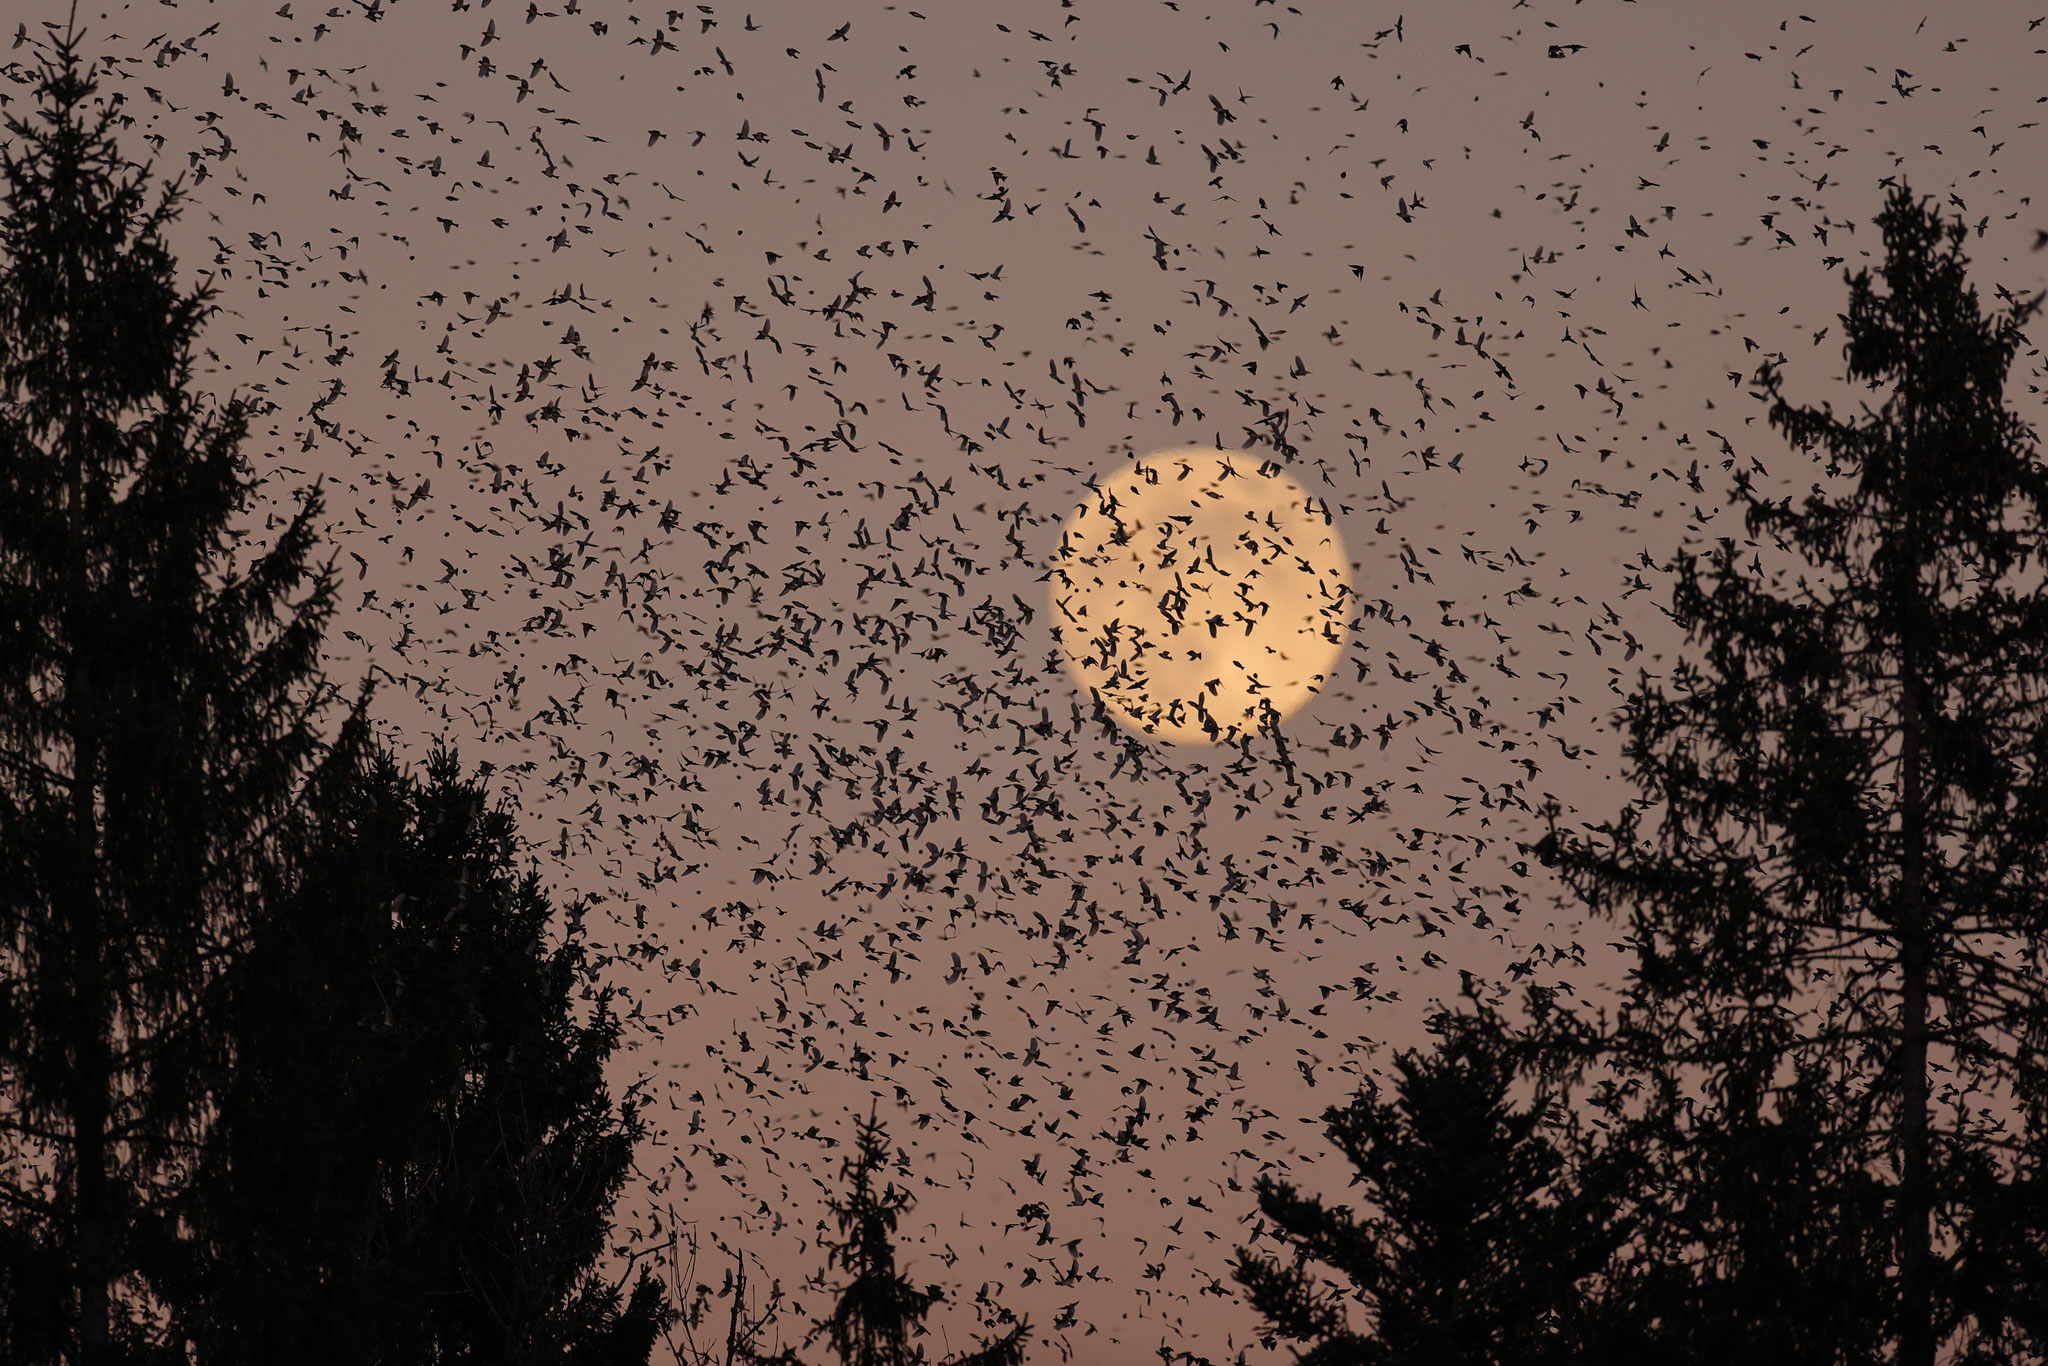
[19,0,2048,1360]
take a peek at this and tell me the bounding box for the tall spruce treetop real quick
[1531,185,2048,1364]
[0,25,353,1364]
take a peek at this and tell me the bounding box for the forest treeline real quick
[6,24,2048,1366]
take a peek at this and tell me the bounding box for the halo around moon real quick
[1050,447,1351,745]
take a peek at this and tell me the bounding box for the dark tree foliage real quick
[751,1112,1027,1366]
[1562,1041,1896,1365]
[1232,1002,1640,1366]
[1530,184,2048,1365]
[0,23,669,1364]
[0,26,353,1365]
[184,745,674,1366]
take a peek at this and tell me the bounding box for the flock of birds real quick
[10,1,2045,1361]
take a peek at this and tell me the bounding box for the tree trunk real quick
[1898,928,1931,1366]
[1897,654,1933,1366]
[66,382,112,1365]
[71,940,112,1365]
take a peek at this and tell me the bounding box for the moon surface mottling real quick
[1052,448,1351,745]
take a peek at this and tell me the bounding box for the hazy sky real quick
[18,0,2048,1361]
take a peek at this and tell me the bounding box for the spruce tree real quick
[1232,1000,1637,1366]
[751,1113,1027,1366]
[184,745,674,1366]
[1531,183,2048,1364]
[0,25,353,1364]
[0,25,671,1364]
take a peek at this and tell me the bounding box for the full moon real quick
[1050,447,1350,745]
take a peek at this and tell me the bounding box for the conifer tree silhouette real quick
[748,1112,1027,1366]
[186,746,674,1366]
[0,23,670,1364]
[0,22,358,1363]
[1233,1000,1639,1366]
[1530,183,2048,1365]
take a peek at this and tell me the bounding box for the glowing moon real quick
[1050,447,1350,745]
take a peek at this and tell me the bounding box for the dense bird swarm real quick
[8,2,2044,1361]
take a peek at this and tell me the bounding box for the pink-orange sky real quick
[19,0,2048,1361]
